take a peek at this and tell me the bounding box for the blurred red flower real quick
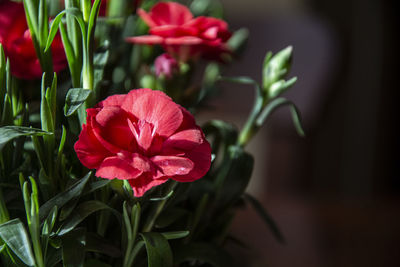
[126,1,232,61]
[74,88,211,197]
[0,1,67,79]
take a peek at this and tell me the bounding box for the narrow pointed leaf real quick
[58,200,121,236]
[0,218,35,266]
[0,126,51,151]
[244,193,285,244]
[45,11,66,52]
[39,172,92,222]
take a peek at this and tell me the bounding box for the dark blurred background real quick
[197,0,400,266]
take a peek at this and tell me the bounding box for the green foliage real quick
[0,1,305,266]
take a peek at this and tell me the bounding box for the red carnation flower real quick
[126,1,232,61]
[0,1,67,79]
[74,88,211,197]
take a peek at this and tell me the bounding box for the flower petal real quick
[125,35,164,45]
[148,2,193,26]
[96,153,150,180]
[162,128,204,155]
[74,124,110,169]
[91,106,135,153]
[151,155,194,176]
[171,141,211,182]
[121,89,183,137]
[128,174,168,197]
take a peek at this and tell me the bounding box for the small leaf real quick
[161,231,189,240]
[45,11,66,52]
[64,88,92,116]
[39,172,92,222]
[244,193,285,244]
[0,126,51,151]
[227,28,249,53]
[140,232,173,267]
[219,76,258,86]
[256,97,305,137]
[61,228,86,267]
[0,218,36,266]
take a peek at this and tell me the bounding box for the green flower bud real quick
[262,46,293,91]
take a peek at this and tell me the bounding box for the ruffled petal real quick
[96,155,143,180]
[121,88,183,137]
[151,155,194,176]
[125,35,164,45]
[171,141,211,182]
[162,128,204,155]
[149,2,193,26]
[150,25,198,38]
[74,124,111,169]
[97,94,127,108]
[128,174,168,197]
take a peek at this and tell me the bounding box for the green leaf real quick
[39,172,92,222]
[140,232,173,267]
[0,219,36,266]
[64,88,92,116]
[0,126,51,151]
[227,28,249,53]
[256,97,305,137]
[85,233,122,257]
[244,193,285,244]
[87,0,102,47]
[45,11,66,52]
[219,76,258,86]
[58,200,121,236]
[174,242,233,267]
[216,146,254,207]
[161,231,189,240]
[41,206,57,263]
[93,46,109,91]
[61,228,86,267]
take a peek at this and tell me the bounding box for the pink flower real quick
[154,53,179,79]
[126,2,232,61]
[0,1,67,79]
[74,88,211,197]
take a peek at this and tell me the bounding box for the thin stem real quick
[142,181,178,232]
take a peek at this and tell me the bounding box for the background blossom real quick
[0,0,67,79]
[126,1,232,61]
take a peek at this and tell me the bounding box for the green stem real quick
[142,181,178,232]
